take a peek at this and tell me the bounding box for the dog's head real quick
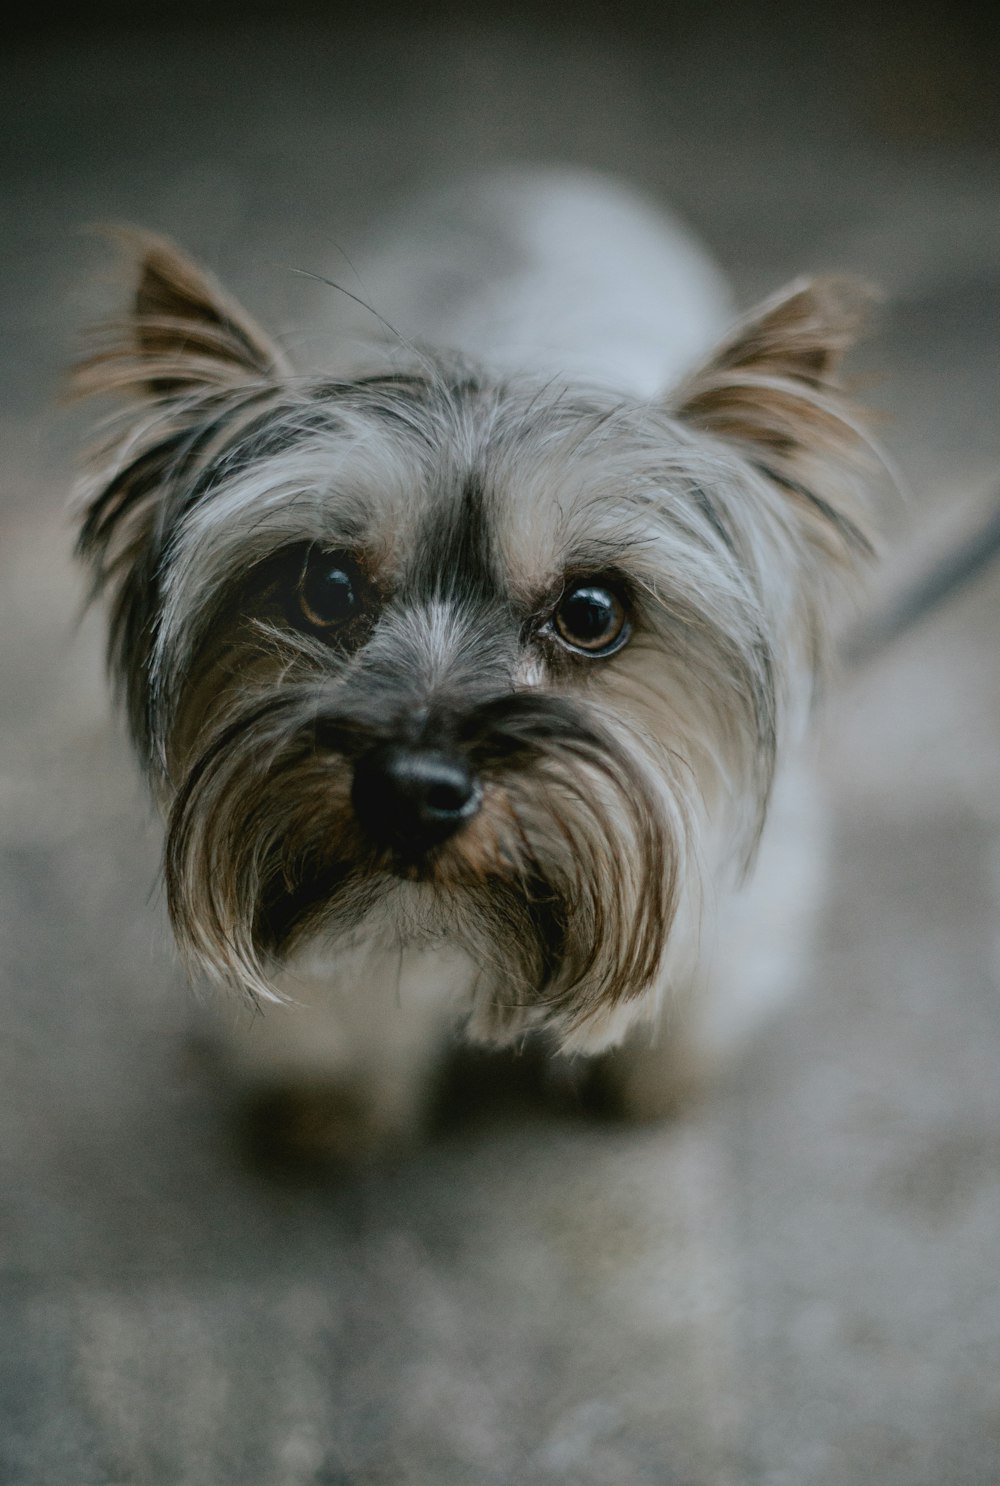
[74,232,876,1049]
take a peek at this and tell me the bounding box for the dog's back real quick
[325,167,732,396]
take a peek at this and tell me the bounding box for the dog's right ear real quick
[72,233,290,762]
[73,228,289,402]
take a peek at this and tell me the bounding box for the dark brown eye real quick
[552,582,630,656]
[296,551,362,632]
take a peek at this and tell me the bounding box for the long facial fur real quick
[73,233,878,1051]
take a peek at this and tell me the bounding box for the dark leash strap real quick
[845,493,1000,663]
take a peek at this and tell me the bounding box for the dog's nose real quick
[351,745,482,851]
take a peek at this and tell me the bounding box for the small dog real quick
[73,169,878,1155]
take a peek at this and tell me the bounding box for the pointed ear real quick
[673,275,873,448]
[73,228,290,401]
[72,233,291,756]
[671,276,879,560]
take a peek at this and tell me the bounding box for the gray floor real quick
[2,12,1000,1484]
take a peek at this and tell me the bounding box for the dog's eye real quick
[552,583,630,656]
[296,551,362,631]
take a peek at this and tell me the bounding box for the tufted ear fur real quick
[72,232,290,756]
[73,228,290,401]
[672,276,879,562]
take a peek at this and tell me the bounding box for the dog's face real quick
[75,234,874,1050]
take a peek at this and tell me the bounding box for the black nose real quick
[351,745,482,851]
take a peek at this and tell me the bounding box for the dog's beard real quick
[164,684,685,1048]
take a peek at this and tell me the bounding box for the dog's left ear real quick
[672,276,877,560]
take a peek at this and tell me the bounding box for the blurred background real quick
[2,3,999,1482]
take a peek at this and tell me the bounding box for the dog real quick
[72,168,879,1157]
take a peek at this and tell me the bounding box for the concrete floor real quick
[2,11,1000,1483]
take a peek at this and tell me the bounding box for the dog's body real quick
[75,169,876,1155]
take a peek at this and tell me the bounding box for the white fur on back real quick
[327,167,732,397]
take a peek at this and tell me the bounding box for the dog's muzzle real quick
[351,744,483,853]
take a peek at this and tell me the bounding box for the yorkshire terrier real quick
[73,169,879,1157]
